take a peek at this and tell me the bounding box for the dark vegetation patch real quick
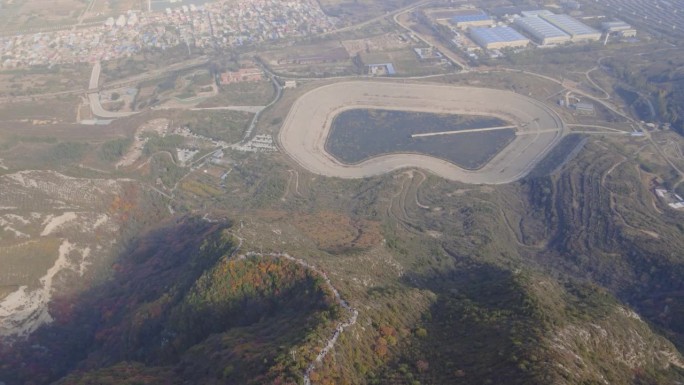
[614,86,653,121]
[372,264,549,385]
[0,217,340,385]
[98,137,132,163]
[175,110,253,143]
[604,56,684,136]
[526,134,587,178]
[525,141,684,349]
[325,109,515,170]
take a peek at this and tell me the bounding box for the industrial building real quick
[514,16,571,45]
[413,47,444,62]
[561,1,581,11]
[540,14,601,41]
[367,63,396,76]
[573,102,595,115]
[602,20,637,37]
[450,10,494,29]
[469,26,529,50]
[520,10,554,17]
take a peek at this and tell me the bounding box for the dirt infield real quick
[278,81,565,184]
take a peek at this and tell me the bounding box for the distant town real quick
[0,0,338,68]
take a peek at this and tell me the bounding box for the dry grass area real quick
[0,97,80,123]
[341,33,412,56]
[251,210,383,252]
[0,0,86,31]
[85,0,144,21]
[292,211,383,252]
[196,81,275,108]
[0,65,90,98]
[117,118,169,168]
[0,238,62,288]
[0,0,142,31]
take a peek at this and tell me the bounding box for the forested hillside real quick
[0,217,341,385]
[1,139,683,385]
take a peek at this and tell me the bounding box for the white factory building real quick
[540,13,602,42]
[450,10,494,29]
[469,26,530,50]
[601,20,637,38]
[514,16,571,45]
[521,9,554,17]
[514,11,601,44]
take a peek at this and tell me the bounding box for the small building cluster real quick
[573,102,595,115]
[231,134,277,152]
[599,0,682,40]
[413,47,444,62]
[601,20,637,38]
[220,67,263,85]
[177,148,200,166]
[367,63,396,76]
[655,188,684,210]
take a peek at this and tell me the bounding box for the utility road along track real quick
[279,81,565,185]
[87,62,136,119]
[411,125,518,137]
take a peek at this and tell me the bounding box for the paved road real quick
[87,61,137,118]
[392,3,470,71]
[320,0,432,37]
[236,61,283,144]
[493,67,683,182]
[411,125,517,137]
[87,92,137,118]
[279,81,564,185]
[189,106,265,113]
[86,59,210,119]
[89,61,101,90]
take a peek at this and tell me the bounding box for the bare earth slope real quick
[0,171,137,338]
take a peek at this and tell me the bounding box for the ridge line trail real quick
[499,207,539,249]
[246,252,358,385]
[282,171,295,201]
[387,172,422,234]
[413,170,430,209]
[227,230,357,385]
[601,156,659,238]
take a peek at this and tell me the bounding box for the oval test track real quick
[278,81,565,184]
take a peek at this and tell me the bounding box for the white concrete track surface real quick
[88,62,137,119]
[279,81,565,185]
